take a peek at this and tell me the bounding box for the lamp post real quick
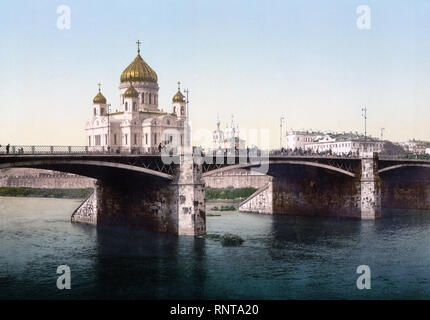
[361,107,367,141]
[280,117,285,150]
[107,104,111,153]
[361,107,367,152]
[380,127,385,141]
[184,88,190,151]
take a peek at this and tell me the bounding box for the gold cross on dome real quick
[177,81,181,91]
[97,82,101,92]
[136,40,141,54]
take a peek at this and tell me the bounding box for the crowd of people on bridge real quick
[271,147,359,158]
[0,144,11,154]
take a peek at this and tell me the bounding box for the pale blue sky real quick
[0,0,429,147]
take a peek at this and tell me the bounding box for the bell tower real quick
[172,81,186,119]
[92,83,107,117]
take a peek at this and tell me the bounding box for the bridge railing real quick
[0,145,423,160]
[268,149,360,158]
[0,145,163,155]
[269,149,429,160]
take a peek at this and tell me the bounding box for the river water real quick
[0,196,429,299]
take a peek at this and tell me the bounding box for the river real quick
[1,196,430,299]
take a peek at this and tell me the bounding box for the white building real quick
[305,139,384,155]
[285,131,322,150]
[212,115,245,149]
[86,42,186,153]
[212,117,225,149]
[399,140,429,154]
[286,130,384,155]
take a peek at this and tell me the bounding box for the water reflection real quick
[1,197,430,299]
[93,226,208,299]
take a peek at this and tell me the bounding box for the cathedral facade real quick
[86,42,187,153]
[212,115,245,150]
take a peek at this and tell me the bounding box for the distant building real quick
[285,131,322,150]
[399,140,430,154]
[286,130,384,155]
[213,115,245,149]
[305,139,384,155]
[212,117,225,149]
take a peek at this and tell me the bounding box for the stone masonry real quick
[71,154,206,235]
[71,189,98,225]
[203,169,270,189]
[360,152,382,219]
[238,179,273,214]
[240,153,382,219]
[0,168,95,189]
[175,154,206,235]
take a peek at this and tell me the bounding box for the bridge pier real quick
[71,155,206,235]
[175,154,206,235]
[359,153,381,219]
[240,154,382,220]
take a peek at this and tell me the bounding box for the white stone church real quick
[86,42,187,153]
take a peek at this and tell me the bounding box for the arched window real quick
[133,102,136,111]
[100,107,104,115]
[173,106,176,113]
[94,108,96,116]
[122,95,124,104]
[125,102,128,111]
[149,93,152,104]
[167,120,170,125]
[141,93,144,104]
[181,106,184,115]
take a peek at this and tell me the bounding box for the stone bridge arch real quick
[203,160,356,178]
[379,163,430,211]
[0,159,173,181]
[379,163,430,175]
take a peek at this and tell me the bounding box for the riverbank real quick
[0,186,255,201]
[0,187,93,199]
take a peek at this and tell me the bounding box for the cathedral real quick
[212,115,245,150]
[86,41,187,153]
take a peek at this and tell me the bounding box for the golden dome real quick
[93,91,107,104]
[172,81,185,103]
[173,90,185,103]
[124,83,139,98]
[120,53,158,84]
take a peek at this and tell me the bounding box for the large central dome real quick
[120,53,158,84]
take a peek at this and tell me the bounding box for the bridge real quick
[1,145,429,235]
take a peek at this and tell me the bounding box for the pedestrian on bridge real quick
[6,144,10,154]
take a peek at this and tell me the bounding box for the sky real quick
[0,0,429,148]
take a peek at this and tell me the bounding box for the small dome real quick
[124,83,139,98]
[120,53,158,84]
[172,81,185,103]
[173,90,185,103]
[93,91,106,104]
